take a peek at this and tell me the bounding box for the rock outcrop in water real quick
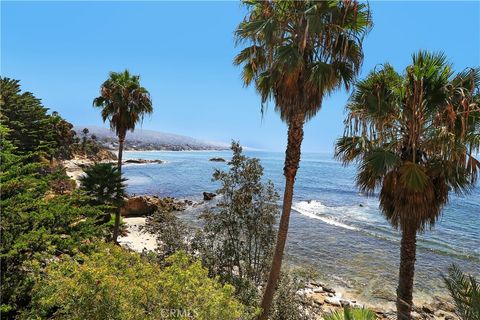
[124,159,163,164]
[203,192,216,200]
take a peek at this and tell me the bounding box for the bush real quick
[198,141,279,305]
[23,244,253,320]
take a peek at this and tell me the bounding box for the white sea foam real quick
[293,200,358,231]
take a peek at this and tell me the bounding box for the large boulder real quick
[121,196,157,217]
[120,196,187,217]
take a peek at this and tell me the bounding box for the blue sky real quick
[2,1,479,152]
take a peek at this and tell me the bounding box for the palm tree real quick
[234,1,372,318]
[335,51,480,319]
[93,70,153,242]
[80,163,127,226]
[80,163,127,206]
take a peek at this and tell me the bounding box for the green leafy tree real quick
[234,1,372,317]
[198,141,279,305]
[0,77,75,160]
[93,70,153,242]
[335,52,480,319]
[443,264,480,320]
[23,244,252,320]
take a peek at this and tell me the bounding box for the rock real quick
[209,157,226,162]
[359,204,364,207]
[323,286,335,294]
[422,306,434,314]
[203,192,216,200]
[411,311,422,320]
[120,196,187,217]
[121,196,157,217]
[310,293,325,305]
[325,296,342,307]
[124,159,163,164]
[313,287,324,293]
[340,299,351,307]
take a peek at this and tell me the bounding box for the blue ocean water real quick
[122,150,479,306]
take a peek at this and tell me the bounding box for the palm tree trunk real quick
[117,136,125,171]
[259,113,305,320]
[397,225,417,319]
[112,135,125,244]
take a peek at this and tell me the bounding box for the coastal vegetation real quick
[2,1,479,320]
[234,1,372,317]
[335,52,480,319]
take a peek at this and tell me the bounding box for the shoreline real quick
[60,157,462,318]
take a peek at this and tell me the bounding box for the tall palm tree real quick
[234,1,372,318]
[93,70,153,242]
[335,51,480,319]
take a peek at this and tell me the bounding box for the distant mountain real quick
[74,126,229,151]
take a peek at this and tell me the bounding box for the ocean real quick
[122,150,479,307]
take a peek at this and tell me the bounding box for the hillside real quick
[75,126,229,151]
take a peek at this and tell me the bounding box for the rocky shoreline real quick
[115,195,459,320]
[296,281,458,319]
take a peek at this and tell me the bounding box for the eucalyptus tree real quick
[336,52,480,319]
[234,1,372,317]
[93,70,153,242]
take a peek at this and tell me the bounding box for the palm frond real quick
[443,264,480,320]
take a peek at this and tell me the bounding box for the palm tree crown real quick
[336,51,479,231]
[93,70,153,139]
[234,0,372,123]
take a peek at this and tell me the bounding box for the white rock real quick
[325,297,342,307]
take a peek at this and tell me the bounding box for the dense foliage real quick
[0,77,75,159]
[0,126,108,317]
[22,244,250,320]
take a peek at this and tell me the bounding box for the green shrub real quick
[23,244,253,320]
